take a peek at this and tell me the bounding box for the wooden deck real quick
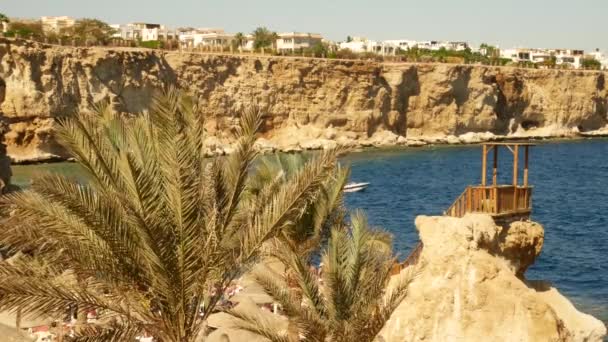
[445,185,532,218]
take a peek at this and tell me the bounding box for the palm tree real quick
[246,154,349,259]
[252,27,274,50]
[0,88,342,341]
[230,211,415,342]
[232,32,245,51]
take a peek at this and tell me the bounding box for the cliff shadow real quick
[92,53,179,114]
[372,66,420,137]
[493,73,531,134]
[452,66,472,108]
[393,67,421,136]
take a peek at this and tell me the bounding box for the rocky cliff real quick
[0,78,12,189]
[381,214,607,342]
[0,38,607,162]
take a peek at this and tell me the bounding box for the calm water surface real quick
[11,139,608,323]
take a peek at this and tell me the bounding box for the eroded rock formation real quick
[381,214,607,342]
[0,38,607,162]
[0,76,12,190]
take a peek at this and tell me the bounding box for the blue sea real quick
[11,139,608,324]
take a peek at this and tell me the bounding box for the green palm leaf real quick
[0,87,341,342]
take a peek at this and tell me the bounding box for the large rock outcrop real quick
[0,38,607,162]
[381,214,607,342]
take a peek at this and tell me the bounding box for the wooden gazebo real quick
[445,142,534,219]
[395,143,535,273]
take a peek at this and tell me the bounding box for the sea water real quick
[11,139,608,323]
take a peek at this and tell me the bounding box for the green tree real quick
[5,20,43,39]
[68,18,115,45]
[232,32,245,50]
[252,26,275,50]
[581,57,602,70]
[0,88,341,341]
[346,35,353,43]
[479,43,498,58]
[230,211,415,342]
[306,42,329,58]
[543,55,557,69]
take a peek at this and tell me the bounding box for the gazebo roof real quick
[481,142,536,146]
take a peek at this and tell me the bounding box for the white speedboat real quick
[344,182,369,193]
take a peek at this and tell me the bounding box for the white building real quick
[276,32,323,52]
[500,47,585,68]
[111,23,176,41]
[340,38,469,55]
[500,48,532,62]
[239,34,255,51]
[40,16,75,33]
[383,39,418,51]
[178,28,234,48]
[588,49,608,69]
[339,37,372,53]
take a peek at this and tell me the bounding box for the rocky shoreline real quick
[7,127,608,164]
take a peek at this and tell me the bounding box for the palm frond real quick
[227,308,293,342]
[0,87,346,342]
[67,322,142,342]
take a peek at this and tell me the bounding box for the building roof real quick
[278,32,322,39]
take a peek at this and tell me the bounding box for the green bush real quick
[581,58,602,70]
[139,40,161,49]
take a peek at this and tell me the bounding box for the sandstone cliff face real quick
[0,78,12,189]
[381,214,607,342]
[0,38,607,161]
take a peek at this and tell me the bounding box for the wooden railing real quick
[445,185,532,218]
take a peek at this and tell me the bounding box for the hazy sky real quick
[3,0,606,51]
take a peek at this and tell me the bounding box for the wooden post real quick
[494,187,498,213]
[513,145,519,210]
[481,145,487,212]
[481,145,487,186]
[524,145,530,210]
[493,146,498,186]
[512,145,519,186]
[523,146,529,186]
[467,187,472,212]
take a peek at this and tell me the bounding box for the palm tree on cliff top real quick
[0,87,343,341]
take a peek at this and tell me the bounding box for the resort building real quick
[111,23,176,41]
[276,32,323,52]
[178,28,234,48]
[367,41,397,55]
[500,47,586,68]
[383,39,419,51]
[587,49,608,69]
[239,34,255,51]
[40,16,75,33]
[547,49,584,69]
[530,51,552,64]
[500,48,532,62]
[339,37,372,53]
